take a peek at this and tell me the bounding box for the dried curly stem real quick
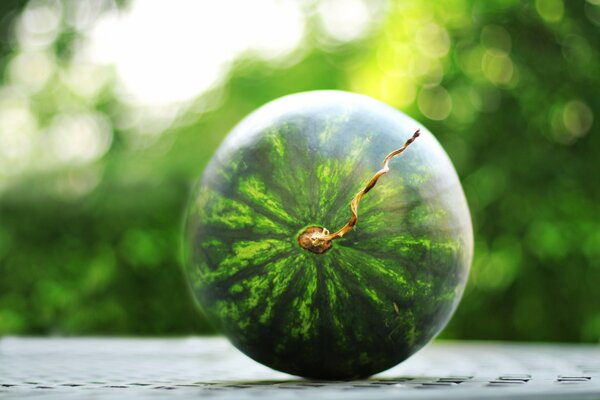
[311,129,420,246]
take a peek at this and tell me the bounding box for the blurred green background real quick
[0,0,598,341]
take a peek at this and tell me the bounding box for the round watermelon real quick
[184,91,473,380]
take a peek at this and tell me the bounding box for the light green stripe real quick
[288,254,319,340]
[206,239,291,284]
[194,187,288,235]
[238,175,296,226]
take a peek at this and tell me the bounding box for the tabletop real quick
[1,337,600,399]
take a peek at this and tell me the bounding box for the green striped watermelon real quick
[184,91,473,380]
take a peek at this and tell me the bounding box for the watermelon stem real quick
[298,129,420,254]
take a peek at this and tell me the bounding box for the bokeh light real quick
[536,0,565,23]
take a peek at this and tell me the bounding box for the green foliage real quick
[0,0,599,341]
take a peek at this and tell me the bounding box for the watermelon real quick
[184,91,473,380]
